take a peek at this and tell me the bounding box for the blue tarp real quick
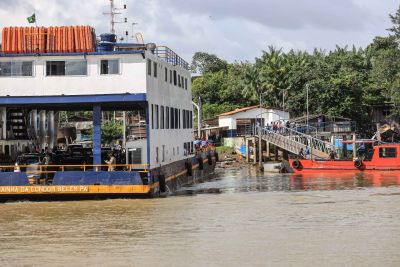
[334,139,353,151]
[240,145,246,155]
[0,172,30,186]
[52,171,143,185]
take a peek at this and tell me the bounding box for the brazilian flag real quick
[27,13,36,23]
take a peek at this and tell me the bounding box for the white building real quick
[218,105,289,133]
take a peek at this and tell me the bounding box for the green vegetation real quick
[192,6,400,132]
[215,146,234,155]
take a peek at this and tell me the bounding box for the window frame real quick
[99,59,119,76]
[379,147,397,158]
[0,60,35,77]
[153,62,157,77]
[147,59,152,76]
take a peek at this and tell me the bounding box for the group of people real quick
[298,146,337,160]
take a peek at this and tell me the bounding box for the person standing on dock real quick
[105,153,116,171]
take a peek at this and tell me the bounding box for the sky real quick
[0,0,398,63]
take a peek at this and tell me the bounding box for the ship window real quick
[153,62,157,77]
[156,146,159,163]
[162,145,165,162]
[164,67,167,82]
[100,59,119,75]
[151,104,154,129]
[0,62,11,76]
[181,76,184,88]
[0,61,33,77]
[166,106,170,129]
[183,110,186,129]
[171,108,175,129]
[66,60,87,75]
[178,74,181,87]
[187,110,190,129]
[155,105,159,129]
[147,59,152,76]
[160,106,164,129]
[170,70,172,84]
[379,147,397,158]
[173,70,177,86]
[46,61,65,76]
[176,109,179,129]
[189,111,193,128]
[178,109,181,129]
[185,78,188,89]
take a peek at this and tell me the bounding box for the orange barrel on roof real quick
[73,26,79,52]
[16,27,21,53]
[85,26,91,52]
[3,27,9,53]
[62,26,67,53]
[46,26,52,52]
[56,26,61,52]
[69,26,74,52]
[32,27,39,53]
[2,27,8,53]
[84,26,90,52]
[79,26,85,53]
[9,27,15,53]
[38,27,43,53]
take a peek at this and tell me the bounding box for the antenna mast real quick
[103,0,127,34]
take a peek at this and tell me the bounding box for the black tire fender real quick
[354,159,363,169]
[292,159,302,169]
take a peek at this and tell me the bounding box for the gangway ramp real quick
[258,126,333,158]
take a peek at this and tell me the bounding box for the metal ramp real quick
[258,126,334,158]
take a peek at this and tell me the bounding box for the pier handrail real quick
[258,125,335,157]
[0,163,149,173]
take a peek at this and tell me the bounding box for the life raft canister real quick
[292,159,302,169]
[354,159,363,169]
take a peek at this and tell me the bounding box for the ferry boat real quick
[289,141,400,173]
[0,24,217,201]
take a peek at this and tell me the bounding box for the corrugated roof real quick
[218,105,283,117]
[218,105,259,116]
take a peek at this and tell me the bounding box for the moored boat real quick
[289,142,400,172]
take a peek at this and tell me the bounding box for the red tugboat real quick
[289,141,400,173]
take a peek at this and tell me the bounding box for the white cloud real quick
[0,0,398,62]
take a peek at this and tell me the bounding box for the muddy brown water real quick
[0,167,400,267]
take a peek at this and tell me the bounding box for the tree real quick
[191,52,228,74]
[388,5,400,40]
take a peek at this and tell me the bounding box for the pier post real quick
[266,141,270,160]
[253,138,257,164]
[258,128,263,170]
[48,110,55,150]
[246,138,250,163]
[274,146,279,161]
[93,105,102,165]
[352,134,357,159]
[0,107,6,139]
[39,110,46,150]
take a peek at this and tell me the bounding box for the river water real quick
[1,167,400,267]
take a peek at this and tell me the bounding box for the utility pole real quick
[259,90,263,171]
[306,84,309,131]
[192,97,202,138]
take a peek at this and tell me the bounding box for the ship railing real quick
[0,164,149,174]
[154,46,190,70]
